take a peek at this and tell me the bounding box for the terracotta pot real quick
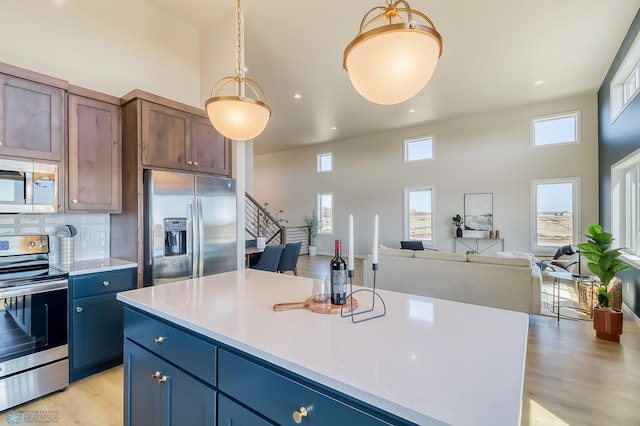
[593,306,623,342]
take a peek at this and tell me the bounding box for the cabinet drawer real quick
[218,349,398,426]
[72,269,135,298]
[124,308,216,387]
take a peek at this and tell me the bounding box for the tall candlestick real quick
[372,214,379,264]
[348,214,354,271]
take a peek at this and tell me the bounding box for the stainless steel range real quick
[0,234,69,411]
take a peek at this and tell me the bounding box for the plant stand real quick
[593,307,623,342]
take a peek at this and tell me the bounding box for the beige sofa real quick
[362,248,542,314]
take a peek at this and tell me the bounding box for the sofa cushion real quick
[378,247,415,258]
[413,250,467,262]
[467,254,532,267]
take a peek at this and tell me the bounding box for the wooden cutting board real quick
[273,296,358,314]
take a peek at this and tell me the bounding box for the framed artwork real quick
[464,193,493,233]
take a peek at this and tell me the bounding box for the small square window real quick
[531,111,579,147]
[404,136,433,162]
[317,153,332,172]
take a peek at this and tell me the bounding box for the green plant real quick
[452,214,463,228]
[304,211,320,246]
[577,224,630,307]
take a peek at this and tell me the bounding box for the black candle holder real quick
[340,263,386,323]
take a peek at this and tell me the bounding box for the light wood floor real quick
[3,255,639,425]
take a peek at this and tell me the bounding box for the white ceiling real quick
[145,0,640,155]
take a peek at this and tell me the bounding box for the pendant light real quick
[205,0,271,141]
[343,0,443,105]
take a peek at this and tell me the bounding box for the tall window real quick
[318,193,333,234]
[317,153,332,172]
[611,148,640,256]
[531,111,580,147]
[531,178,580,251]
[404,136,433,163]
[610,31,640,122]
[404,187,433,242]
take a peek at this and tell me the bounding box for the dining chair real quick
[278,242,302,275]
[250,245,284,272]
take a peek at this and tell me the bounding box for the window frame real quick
[530,111,580,148]
[403,135,434,163]
[317,152,333,173]
[403,186,435,245]
[610,30,640,123]
[530,177,581,253]
[317,192,333,235]
[611,148,640,259]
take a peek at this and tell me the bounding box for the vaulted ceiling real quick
[146,0,640,155]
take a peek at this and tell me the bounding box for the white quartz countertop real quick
[53,257,136,276]
[117,269,528,425]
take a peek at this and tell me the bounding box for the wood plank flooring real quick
[2,254,639,425]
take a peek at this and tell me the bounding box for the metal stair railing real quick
[245,193,284,245]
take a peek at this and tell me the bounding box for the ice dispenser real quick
[163,218,187,257]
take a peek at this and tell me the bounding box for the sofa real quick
[362,248,542,314]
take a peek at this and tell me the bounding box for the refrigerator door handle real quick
[190,198,198,278]
[197,198,204,276]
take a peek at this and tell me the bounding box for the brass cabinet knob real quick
[292,407,308,424]
[150,371,161,380]
[193,161,198,166]
[157,375,168,384]
[152,336,165,344]
[72,199,78,204]
[102,281,110,286]
[187,160,193,165]
[76,306,83,313]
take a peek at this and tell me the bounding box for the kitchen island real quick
[117,269,528,425]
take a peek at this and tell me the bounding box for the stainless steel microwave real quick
[0,158,58,213]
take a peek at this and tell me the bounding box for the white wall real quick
[0,0,201,106]
[253,93,599,257]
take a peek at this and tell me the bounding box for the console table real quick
[452,237,504,254]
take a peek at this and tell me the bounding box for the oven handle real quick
[0,279,68,298]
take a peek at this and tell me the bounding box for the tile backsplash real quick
[0,214,110,262]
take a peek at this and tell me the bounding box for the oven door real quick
[0,279,68,376]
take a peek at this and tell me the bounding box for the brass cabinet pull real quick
[152,336,165,344]
[76,306,83,313]
[102,280,110,286]
[292,407,308,424]
[150,371,161,380]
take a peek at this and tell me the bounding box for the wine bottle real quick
[331,239,347,305]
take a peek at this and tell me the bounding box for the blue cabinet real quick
[218,394,273,426]
[69,268,135,382]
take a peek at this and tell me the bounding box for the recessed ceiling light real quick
[330,126,337,130]
[293,94,302,99]
[409,109,416,113]
[534,80,545,86]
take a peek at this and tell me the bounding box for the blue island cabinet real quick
[69,268,136,382]
[122,306,417,426]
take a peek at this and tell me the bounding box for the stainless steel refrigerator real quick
[143,169,237,286]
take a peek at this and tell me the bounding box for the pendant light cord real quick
[235,0,242,79]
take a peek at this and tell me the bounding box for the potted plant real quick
[304,211,320,256]
[452,214,464,238]
[577,224,631,342]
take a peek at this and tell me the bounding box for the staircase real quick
[245,193,284,245]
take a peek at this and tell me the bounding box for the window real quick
[404,136,433,163]
[403,187,433,242]
[317,193,333,234]
[531,111,580,147]
[531,177,580,252]
[317,153,332,172]
[611,30,640,122]
[611,148,640,257]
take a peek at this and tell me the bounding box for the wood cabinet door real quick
[67,94,121,212]
[190,116,231,176]
[141,101,189,170]
[0,74,64,160]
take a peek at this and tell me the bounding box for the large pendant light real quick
[205,0,271,141]
[343,0,443,105]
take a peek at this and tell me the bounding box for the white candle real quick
[348,214,354,271]
[372,214,379,264]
